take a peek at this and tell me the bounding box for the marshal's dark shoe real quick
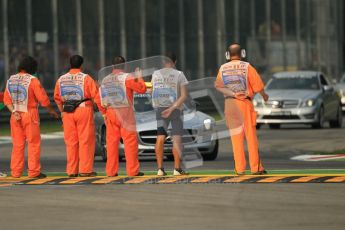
[107,173,118,177]
[68,174,78,177]
[30,173,47,179]
[79,172,97,177]
[135,172,145,176]
[252,170,268,175]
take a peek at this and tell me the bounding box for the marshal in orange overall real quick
[215,43,269,175]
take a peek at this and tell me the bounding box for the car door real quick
[320,74,337,119]
[325,75,341,119]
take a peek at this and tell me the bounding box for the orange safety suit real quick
[54,68,98,175]
[95,69,147,176]
[215,60,265,173]
[3,71,51,178]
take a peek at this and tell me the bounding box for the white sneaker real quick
[173,168,189,176]
[0,172,7,178]
[157,168,167,176]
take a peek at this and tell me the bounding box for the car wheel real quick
[256,124,261,129]
[101,127,107,162]
[329,105,343,128]
[166,154,174,161]
[269,124,280,129]
[312,107,324,129]
[202,140,219,161]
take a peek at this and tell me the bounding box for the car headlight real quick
[339,89,344,97]
[302,99,316,107]
[203,119,212,130]
[253,99,263,107]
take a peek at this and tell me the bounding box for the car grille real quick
[139,129,197,145]
[265,100,299,109]
[304,113,315,119]
[262,115,300,120]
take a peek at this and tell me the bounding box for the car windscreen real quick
[266,75,320,90]
[134,93,154,112]
[133,92,195,113]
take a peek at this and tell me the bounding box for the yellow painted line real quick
[0,177,31,183]
[324,176,345,183]
[153,174,345,177]
[191,176,224,183]
[257,176,289,183]
[223,176,256,183]
[125,177,159,184]
[290,176,321,183]
[59,177,94,184]
[187,174,345,177]
[91,177,125,184]
[26,177,61,185]
[0,183,12,187]
[265,174,345,177]
[158,176,189,184]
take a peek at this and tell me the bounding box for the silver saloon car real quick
[254,71,342,129]
[335,73,345,111]
[94,92,219,162]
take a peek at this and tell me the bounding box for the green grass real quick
[314,149,345,155]
[324,158,345,162]
[0,120,63,136]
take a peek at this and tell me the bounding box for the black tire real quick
[256,124,261,129]
[269,124,281,129]
[100,127,107,162]
[202,140,219,161]
[330,105,343,128]
[312,107,325,129]
[166,154,174,161]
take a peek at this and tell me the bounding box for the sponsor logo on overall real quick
[7,74,32,112]
[60,74,85,101]
[101,73,129,108]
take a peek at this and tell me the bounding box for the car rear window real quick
[266,75,320,90]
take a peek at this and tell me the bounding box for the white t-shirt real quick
[151,68,188,108]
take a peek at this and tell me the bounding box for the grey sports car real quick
[254,71,342,129]
[94,92,219,162]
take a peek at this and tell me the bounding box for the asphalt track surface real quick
[0,119,345,230]
[1,119,345,173]
[0,184,344,230]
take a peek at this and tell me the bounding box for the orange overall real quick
[54,69,98,175]
[4,72,50,178]
[215,60,265,173]
[95,70,146,176]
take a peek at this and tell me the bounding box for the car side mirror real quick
[323,85,334,92]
